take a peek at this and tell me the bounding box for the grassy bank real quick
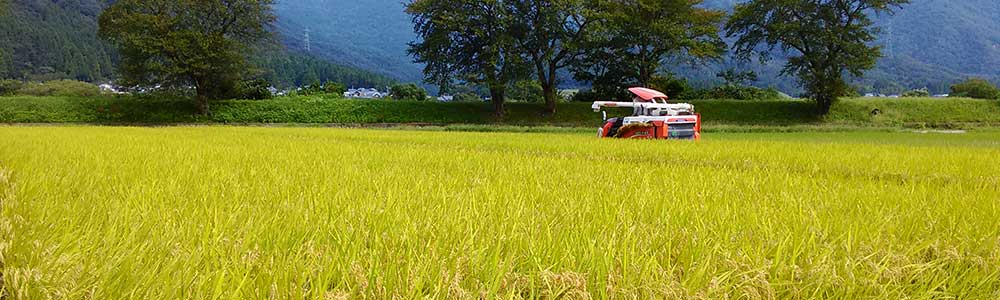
[1,95,998,128]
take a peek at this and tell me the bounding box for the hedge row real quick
[1,96,998,128]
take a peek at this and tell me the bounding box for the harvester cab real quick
[593,87,701,140]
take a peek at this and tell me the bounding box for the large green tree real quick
[98,0,276,114]
[508,0,593,116]
[0,0,6,73]
[407,0,524,118]
[574,0,724,100]
[726,0,908,114]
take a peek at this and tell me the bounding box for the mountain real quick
[3,0,997,95]
[0,0,116,81]
[274,0,1000,95]
[0,0,394,88]
[273,0,423,83]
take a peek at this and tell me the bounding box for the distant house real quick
[933,94,950,98]
[344,88,388,99]
[267,87,282,96]
[98,83,123,94]
[436,95,454,102]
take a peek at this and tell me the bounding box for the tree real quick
[507,80,544,103]
[950,78,1000,100]
[323,82,347,95]
[407,0,524,117]
[391,83,428,101]
[726,0,908,114]
[508,0,593,115]
[901,87,929,98]
[717,69,758,87]
[573,0,724,99]
[98,0,276,114]
[0,0,5,72]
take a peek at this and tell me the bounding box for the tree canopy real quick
[573,0,725,100]
[391,83,429,101]
[508,0,593,115]
[726,0,909,114]
[407,0,525,117]
[99,0,276,114]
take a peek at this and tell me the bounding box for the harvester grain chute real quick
[593,87,701,140]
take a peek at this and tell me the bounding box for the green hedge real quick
[1,95,998,128]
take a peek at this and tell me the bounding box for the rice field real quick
[1,126,998,299]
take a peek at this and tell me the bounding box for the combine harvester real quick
[592,87,701,140]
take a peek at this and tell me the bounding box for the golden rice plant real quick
[0,126,998,299]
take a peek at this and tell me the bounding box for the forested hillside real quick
[2,0,997,94]
[0,0,394,88]
[275,0,1000,94]
[0,0,115,81]
[273,0,421,82]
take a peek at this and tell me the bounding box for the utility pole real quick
[304,28,312,53]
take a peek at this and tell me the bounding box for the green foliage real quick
[234,79,273,100]
[507,80,544,103]
[726,0,909,114]
[573,0,725,98]
[298,80,324,96]
[5,95,1000,129]
[323,82,347,96]
[507,0,591,115]
[453,93,483,103]
[407,0,525,117]
[390,83,428,101]
[251,50,396,89]
[16,80,101,97]
[98,0,277,114]
[829,97,1000,128]
[672,69,782,100]
[0,0,115,81]
[0,79,23,96]
[717,69,758,87]
[687,85,784,101]
[649,76,693,100]
[294,80,349,97]
[901,87,930,98]
[950,78,1000,100]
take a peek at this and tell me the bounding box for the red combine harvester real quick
[592,87,701,140]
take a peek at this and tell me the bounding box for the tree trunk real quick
[195,90,210,116]
[541,83,558,116]
[193,78,211,116]
[815,95,834,115]
[540,64,559,116]
[489,84,506,119]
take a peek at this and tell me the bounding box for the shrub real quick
[0,79,24,96]
[391,83,428,101]
[649,76,692,99]
[570,89,600,102]
[234,79,273,100]
[453,93,483,103]
[901,88,930,98]
[950,78,1000,100]
[507,80,544,103]
[688,85,783,100]
[295,80,320,96]
[16,80,101,97]
[323,82,347,95]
